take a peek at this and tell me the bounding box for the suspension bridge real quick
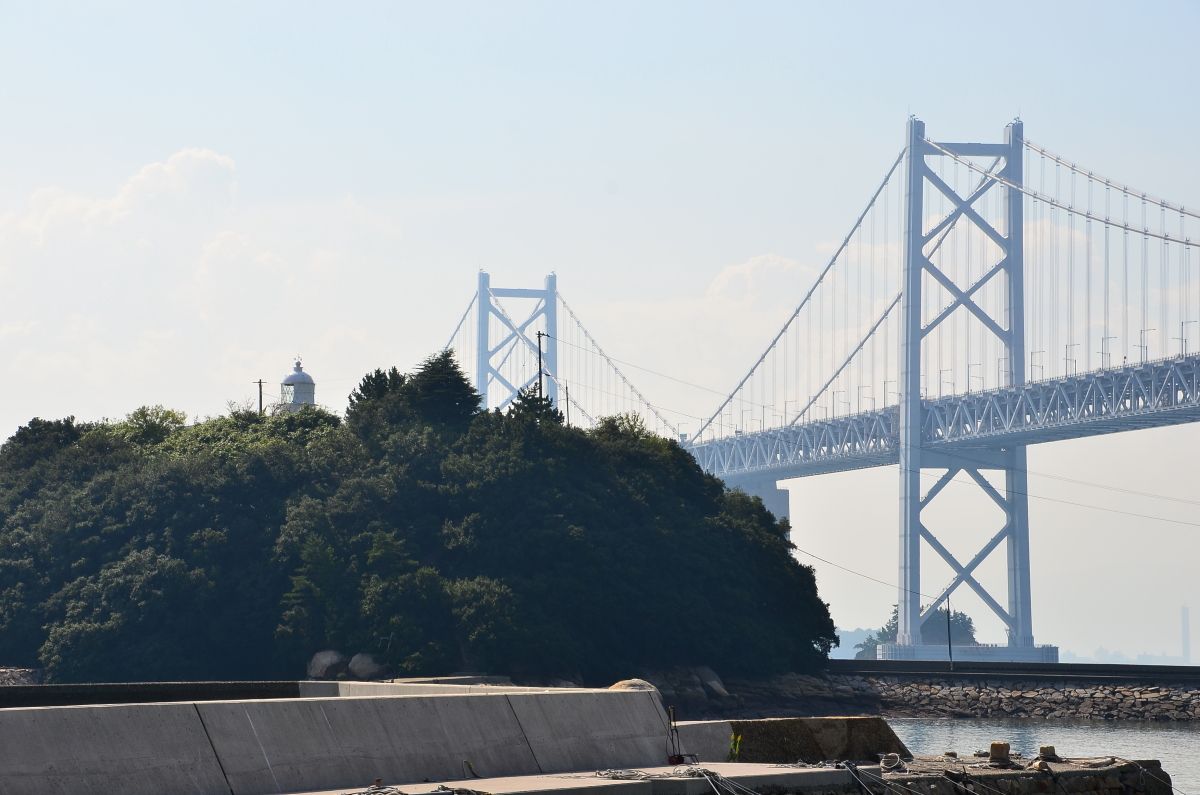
[444,117,1200,662]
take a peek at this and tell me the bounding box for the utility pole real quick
[255,379,265,415]
[946,594,955,672]
[564,384,571,426]
[536,331,545,399]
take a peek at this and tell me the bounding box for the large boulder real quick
[348,652,389,680]
[694,666,731,699]
[0,668,41,686]
[610,678,659,693]
[307,650,348,680]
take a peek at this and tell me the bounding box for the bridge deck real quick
[689,353,1200,480]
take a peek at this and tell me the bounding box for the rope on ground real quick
[942,766,1014,795]
[591,769,672,780]
[590,766,765,795]
[339,784,496,795]
[434,786,495,795]
[842,762,882,795]
[851,762,937,795]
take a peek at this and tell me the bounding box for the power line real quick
[547,334,737,399]
[1023,465,1200,507]
[555,293,678,434]
[935,448,1200,509]
[793,547,937,601]
[563,381,711,422]
[904,463,1200,529]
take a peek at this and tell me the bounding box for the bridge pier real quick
[726,477,791,524]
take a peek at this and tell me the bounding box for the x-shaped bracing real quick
[918,160,1012,346]
[916,465,1017,631]
[484,296,548,408]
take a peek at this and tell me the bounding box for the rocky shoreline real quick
[643,668,1200,722]
[0,668,40,686]
[7,661,1198,722]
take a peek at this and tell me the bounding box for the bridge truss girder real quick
[688,352,1200,480]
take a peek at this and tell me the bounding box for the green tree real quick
[0,351,840,683]
[348,367,405,410]
[404,350,482,431]
[117,406,187,446]
[38,550,208,681]
[854,604,977,659]
[507,387,563,425]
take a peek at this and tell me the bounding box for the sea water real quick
[890,717,1197,794]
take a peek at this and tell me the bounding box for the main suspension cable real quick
[695,149,906,440]
[925,138,1200,248]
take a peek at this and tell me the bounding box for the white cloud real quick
[2,149,236,250]
[705,253,817,305]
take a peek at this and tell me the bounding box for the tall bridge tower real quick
[451,117,1200,662]
[896,119,1034,653]
[446,272,680,434]
[473,271,558,411]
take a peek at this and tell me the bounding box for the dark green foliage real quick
[853,604,977,659]
[0,352,836,683]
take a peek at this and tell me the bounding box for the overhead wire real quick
[556,293,678,434]
[902,458,1200,529]
[792,546,939,602]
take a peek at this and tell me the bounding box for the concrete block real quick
[506,689,670,773]
[787,716,909,761]
[679,717,908,765]
[287,772,653,795]
[675,720,734,761]
[0,702,229,795]
[197,694,539,795]
[296,681,594,698]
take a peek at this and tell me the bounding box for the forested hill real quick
[0,352,837,683]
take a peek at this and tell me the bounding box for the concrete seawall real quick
[0,681,917,795]
[0,687,668,795]
[677,716,909,763]
[0,679,1175,795]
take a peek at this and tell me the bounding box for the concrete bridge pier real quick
[726,476,791,523]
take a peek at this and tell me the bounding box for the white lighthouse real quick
[280,359,316,411]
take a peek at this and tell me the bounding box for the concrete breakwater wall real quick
[0,688,670,795]
[0,680,912,795]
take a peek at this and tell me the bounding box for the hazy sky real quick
[2,1,1198,658]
